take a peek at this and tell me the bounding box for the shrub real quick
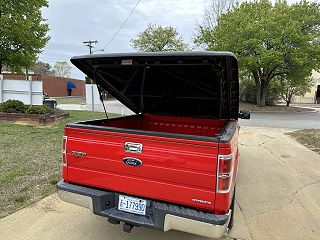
[240,77,256,103]
[240,76,280,106]
[0,99,26,113]
[266,82,281,106]
[26,105,52,115]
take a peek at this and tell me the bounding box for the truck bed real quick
[63,115,234,212]
[79,114,224,138]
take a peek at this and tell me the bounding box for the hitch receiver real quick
[123,223,134,233]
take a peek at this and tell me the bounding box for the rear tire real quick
[228,187,236,230]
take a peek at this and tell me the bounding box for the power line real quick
[102,0,141,50]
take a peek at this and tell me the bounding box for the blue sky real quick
[39,0,299,79]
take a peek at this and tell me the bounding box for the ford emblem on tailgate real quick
[123,157,143,167]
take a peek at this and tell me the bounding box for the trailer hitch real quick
[123,223,134,233]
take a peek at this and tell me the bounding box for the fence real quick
[0,75,43,105]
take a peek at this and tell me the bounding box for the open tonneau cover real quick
[71,51,239,119]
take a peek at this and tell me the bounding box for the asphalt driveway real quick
[0,127,319,240]
[239,111,320,129]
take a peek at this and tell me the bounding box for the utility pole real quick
[83,40,98,117]
[83,40,98,54]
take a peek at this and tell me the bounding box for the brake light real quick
[62,136,68,166]
[216,153,234,193]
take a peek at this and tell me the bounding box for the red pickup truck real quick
[57,51,250,238]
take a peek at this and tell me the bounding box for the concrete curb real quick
[249,110,317,113]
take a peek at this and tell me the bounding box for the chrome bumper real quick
[57,189,93,212]
[57,181,230,239]
[164,213,230,238]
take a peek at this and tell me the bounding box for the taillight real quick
[62,136,68,166]
[216,153,234,193]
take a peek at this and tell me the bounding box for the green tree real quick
[278,75,314,107]
[196,0,320,107]
[52,61,71,78]
[131,23,189,52]
[240,74,281,105]
[0,0,50,73]
[85,76,92,84]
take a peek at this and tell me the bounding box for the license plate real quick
[118,195,147,215]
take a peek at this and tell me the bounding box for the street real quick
[1,127,319,240]
[59,100,320,129]
[239,111,320,129]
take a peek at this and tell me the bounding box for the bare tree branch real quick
[203,0,238,28]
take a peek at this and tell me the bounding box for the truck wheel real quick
[228,187,236,230]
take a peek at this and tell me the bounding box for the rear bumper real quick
[57,181,230,239]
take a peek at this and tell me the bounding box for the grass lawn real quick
[240,102,313,112]
[288,129,320,154]
[55,97,86,105]
[0,110,116,218]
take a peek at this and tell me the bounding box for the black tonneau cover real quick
[71,51,239,119]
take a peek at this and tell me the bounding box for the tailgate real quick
[64,127,218,211]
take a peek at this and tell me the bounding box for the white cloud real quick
[40,0,301,79]
[40,0,211,79]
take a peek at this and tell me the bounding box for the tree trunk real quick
[286,100,290,107]
[252,71,268,107]
[257,81,267,107]
[260,88,267,107]
[256,82,261,106]
[286,92,293,107]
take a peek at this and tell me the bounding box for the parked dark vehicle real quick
[57,51,250,238]
[43,92,57,108]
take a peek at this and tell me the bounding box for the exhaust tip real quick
[123,223,134,233]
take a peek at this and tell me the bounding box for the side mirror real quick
[239,110,251,119]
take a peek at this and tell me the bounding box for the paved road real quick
[58,100,320,129]
[1,127,319,240]
[239,111,320,129]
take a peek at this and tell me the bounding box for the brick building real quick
[2,74,86,97]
